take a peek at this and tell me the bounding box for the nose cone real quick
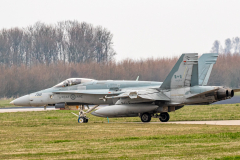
[11,95,30,106]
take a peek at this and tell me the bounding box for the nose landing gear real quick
[78,117,88,123]
[77,107,89,123]
[72,105,99,123]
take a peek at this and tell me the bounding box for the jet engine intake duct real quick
[55,102,65,109]
[217,88,229,100]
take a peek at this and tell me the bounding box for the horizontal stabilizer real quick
[186,88,218,99]
[233,89,240,92]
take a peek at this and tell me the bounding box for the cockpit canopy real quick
[53,78,94,88]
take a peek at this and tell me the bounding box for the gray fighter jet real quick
[10,53,236,123]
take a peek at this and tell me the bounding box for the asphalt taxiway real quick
[0,106,56,113]
[1,107,240,126]
[165,120,240,125]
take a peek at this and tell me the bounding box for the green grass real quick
[1,104,240,159]
[168,103,240,121]
[0,98,14,108]
[215,155,240,160]
[93,103,240,122]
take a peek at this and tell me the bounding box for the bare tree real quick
[0,20,117,66]
[224,38,232,54]
[211,40,220,53]
[232,37,240,54]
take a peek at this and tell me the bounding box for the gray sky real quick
[1,0,240,60]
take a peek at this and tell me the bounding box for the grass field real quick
[1,103,240,159]
[0,98,14,108]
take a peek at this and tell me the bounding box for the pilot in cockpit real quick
[53,78,93,88]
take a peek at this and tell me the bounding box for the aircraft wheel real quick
[141,112,151,122]
[159,112,170,122]
[78,117,84,123]
[84,119,88,123]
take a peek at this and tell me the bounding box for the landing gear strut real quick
[78,105,89,123]
[159,112,170,122]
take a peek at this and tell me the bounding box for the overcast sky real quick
[1,0,240,60]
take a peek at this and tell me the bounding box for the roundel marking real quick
[70,94,76,100]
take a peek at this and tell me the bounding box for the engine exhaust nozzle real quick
[217,88,229,99]
[228,89,234,97]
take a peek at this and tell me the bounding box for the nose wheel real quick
[78,117,88,123]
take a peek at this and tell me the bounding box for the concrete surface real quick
[165,120,240,125]
[1,107,240,125]
[0,106,56,113]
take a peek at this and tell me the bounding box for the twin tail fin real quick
[160,53,198,90]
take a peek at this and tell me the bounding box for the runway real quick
[0,106,57,113]
[164,120,240,126]
[107,120,240,125]
[0,106,103,113]
[1,107,240,125]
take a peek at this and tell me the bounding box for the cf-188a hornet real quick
[11,53,238,123]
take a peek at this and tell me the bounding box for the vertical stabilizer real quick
[198,53,218,86]
[160,53,198,90]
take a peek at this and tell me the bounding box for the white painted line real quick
[0,107,57,113]
[166,120,240,125]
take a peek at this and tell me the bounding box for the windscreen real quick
[53,78,93,87]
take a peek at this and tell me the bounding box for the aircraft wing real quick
[53,89,170,102]
[106,89,170,101]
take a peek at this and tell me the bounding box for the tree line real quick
[0,54,240,98]
[211,37,240,54]
[0,21,116,66]
[0,21,240,98]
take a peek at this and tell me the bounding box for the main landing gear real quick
[159,112,170,122]
[141,113,152,122]
[140,112,170,123]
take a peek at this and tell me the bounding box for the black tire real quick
[141,112,151,122]
[83,118,87,123]
[159,112,170,122]
[78,117,88,123]
[78,117,83,123]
